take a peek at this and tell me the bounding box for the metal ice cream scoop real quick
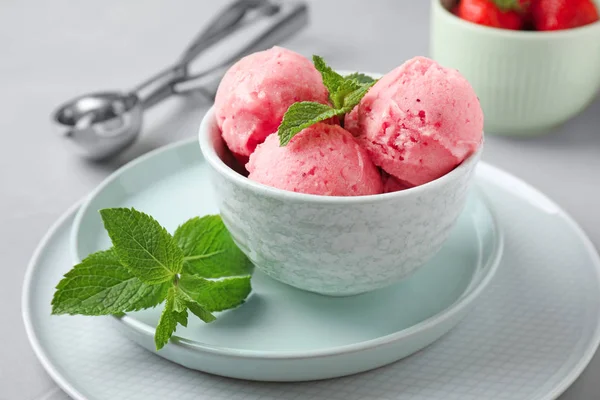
[52,0,308,160]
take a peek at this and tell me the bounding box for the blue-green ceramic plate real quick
[68,138,501,381]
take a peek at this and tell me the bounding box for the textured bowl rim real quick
[198,106,483,205]
[433,0,600,38]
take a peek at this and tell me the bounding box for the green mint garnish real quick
[100,208,184,285]
[278,102,344,146]
[52,208,252,350]
[155,286,190,350]
[51,249,169,316]
[277,55,377,146]
[343,83,374,109]
[178,274,252,312]
[174,215,252,278]
[344,72,377,85]
[312,55,348,108]
[185,296,218,323]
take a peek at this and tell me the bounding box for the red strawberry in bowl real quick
[531,0,599,31]
[454,0,531,30]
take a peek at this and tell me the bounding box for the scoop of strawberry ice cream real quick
[246,123,383,196]
[348,56,483,187]
[214,46,329,159]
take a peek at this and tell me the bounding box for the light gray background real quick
[1,0,599,399]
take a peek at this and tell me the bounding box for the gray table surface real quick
[1,0,599,399]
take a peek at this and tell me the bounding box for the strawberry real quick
[531,0,599,31]
[455,0,530,30]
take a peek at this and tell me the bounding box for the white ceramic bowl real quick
[199,107,482,296]
[430,0,600,135]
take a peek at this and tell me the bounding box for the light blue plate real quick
[24,143,600,398]
[69,139,502,381]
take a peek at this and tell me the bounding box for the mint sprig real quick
[344,72,376,85]
[174,215,252,278]
[100,208,184,284]
[278,102,344,146]
[178,274,252,312]
[52,208,252,350]
[51,249,169,316]
[277,55,377,146]
[312,55,347,105]
[155,286,190,350]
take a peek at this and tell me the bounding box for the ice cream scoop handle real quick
[174,1,308,97]
[135,0,275,109]
[178,0,273,65]
[217,1,308,67]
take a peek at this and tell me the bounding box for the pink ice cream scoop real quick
[382,172,413,193]
[246,123,383,196]
[214,46,329,160]
[348,56,483,187]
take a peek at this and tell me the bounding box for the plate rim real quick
[22,138,600,400]
[69,138,201,265]
[68,137,503,360]
[22,200,89,400]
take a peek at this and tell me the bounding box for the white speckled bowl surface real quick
[199,107,482,296]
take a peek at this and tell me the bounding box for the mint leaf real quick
[312,55,346,100]
[154,286,190,350]
[174,215,252,278]
[53,207,255,351]
[313,56,369,109]
[51,249,169,316]
[186,301,216,323]
[344,72,376,85]
[172,307,188,327]
[330,79,361,110]
[277,55,377,145]
[100,208,184,285]
[342,81,376,111]
[154,285,221,350]
[278,102,344,146]
[179,275,252,312]
[176,287,216,323]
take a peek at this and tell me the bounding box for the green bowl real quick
[429,0,600,136]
